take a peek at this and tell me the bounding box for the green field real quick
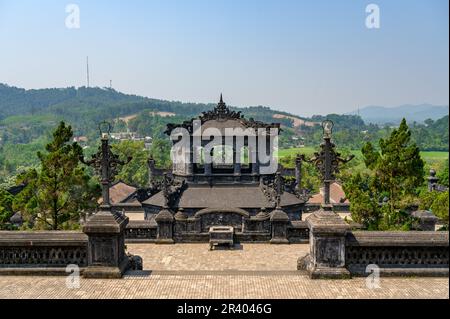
[278,147,448,169]
[420,151,450,161]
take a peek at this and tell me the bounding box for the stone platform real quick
[0,243,448,299]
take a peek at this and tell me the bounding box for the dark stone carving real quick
[260,172,285,208]
[299,209,351,279]
[0,247,87,267]
[303,120,354,205]
[287,221,309,243]
[128,254,143,270]
[80,123,132,208]
[155,208,175,244]
[125,223,157,241]
[195,209,248,233]
[165,95,280,135]
[81,124,135,278]
[346,246,449,267]
[200,95,243,122]
[162,173,187,209]
[345,231,449,276]
[428,169,448,192]
[411,210,439,231]
[0,231,88,273]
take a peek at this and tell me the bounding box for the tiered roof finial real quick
[216,93,227,114]
[165,93,280,134]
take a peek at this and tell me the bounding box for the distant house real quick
[308,182,349,204]
[73,136,88,143]
[144,136,153,150]
[110,131,145,142]
[73,136,89,147]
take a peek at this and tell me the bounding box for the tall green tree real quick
[438,159,449,186]
[361,119,425,228]
[343,173,382,230]
[14,122,100,230]
[430,191,449,228]
[112,140,150,187]
[0,188,15,229]
[149,138,172,169]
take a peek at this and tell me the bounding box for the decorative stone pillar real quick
[270,208,289,244]
[155,207,175,244]
[428,169,439,192]
[251,146,259,175]
[299,207,351,279]
[298,120,354,279]
[81,122,133,278]
[148,157,156,184]
[83,209,130,278]
[294,154,302,191]
[233,139,241,176]
[174,208,188,235]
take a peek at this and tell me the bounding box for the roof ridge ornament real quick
[164,93,281,135]
[215,93,228,117]
[198,94,243,121]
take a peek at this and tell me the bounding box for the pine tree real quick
[15,122,100,230]
[362,119,425,228]
[0,188,14,229]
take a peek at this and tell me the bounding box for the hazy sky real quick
[0,0,448,116]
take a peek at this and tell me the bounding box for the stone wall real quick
[125,220,157,243]
[287,221,309,243]
[123,220,309,243]
[0,231,88,275]
[303,203,350,213]
[345,231,449,276]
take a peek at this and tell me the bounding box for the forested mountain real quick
[0,83,448,182]
[0,83,295,144]
[347,104,449,125]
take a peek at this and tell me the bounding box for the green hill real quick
[0,83,448,181]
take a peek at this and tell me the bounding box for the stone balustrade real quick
[298,207,449,279]
[125,220,157,242]
[0,231,88,275]
[123,219,309,243]
[345,231,449,277]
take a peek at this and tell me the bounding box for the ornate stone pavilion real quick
[141,96,308,243]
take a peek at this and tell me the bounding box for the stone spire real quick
[216,93,227,114]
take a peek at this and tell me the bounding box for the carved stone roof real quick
[142,184,304,209]
[165,95,280,135]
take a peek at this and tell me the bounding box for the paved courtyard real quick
[0,243,448,299]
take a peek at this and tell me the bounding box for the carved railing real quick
[345,231,449,276]
[0,232,88,273]
[303,203,350,213]
[287,221,310,243]
[125,220,157,242]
